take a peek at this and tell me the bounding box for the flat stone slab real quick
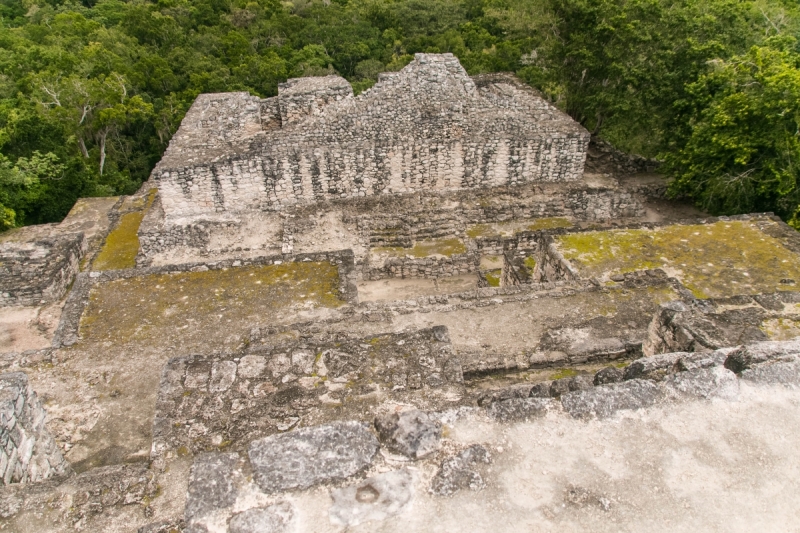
[664,366,739,401]
[486,397,558,422]
[560,379,663,419]
[248,421,379,493]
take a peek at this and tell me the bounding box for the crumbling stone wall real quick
[151,327,462,462]
[0,233,86,307]
[151,54,589,221]
[0,372,70,485]
[364,252,478,280]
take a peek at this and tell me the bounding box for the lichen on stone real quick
[556,220,800,298]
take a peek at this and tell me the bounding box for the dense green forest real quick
[0,0,799,230]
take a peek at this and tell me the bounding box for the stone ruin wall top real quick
[152,53,590,223]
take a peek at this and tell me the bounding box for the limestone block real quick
[485,397,558,422]
[248,421,378,493]
[560,379,664,419]
[664,366,739,401]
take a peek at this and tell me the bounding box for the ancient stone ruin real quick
[152,53,588,221]
[2,54,800,532]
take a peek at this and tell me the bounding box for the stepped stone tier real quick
[152,53,589,222]
[5,54,800,533]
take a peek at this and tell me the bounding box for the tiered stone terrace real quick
[2,54,800,533]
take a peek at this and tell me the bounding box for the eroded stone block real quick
[248,421,378,493]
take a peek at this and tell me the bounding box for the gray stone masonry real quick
[0,372,70,485]
[152,53,589,222]
[0,232,86,307]
[151,326,462,461]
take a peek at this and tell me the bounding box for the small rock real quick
[374,409,441,459]
[664,366,739,401]
[430,444,492,496]
[593,366,623,385]
[549,378,571,397]
[208,361,237,392]
[561,379,663,419]
[623,352,686,381]
[248,421,379,493]
[486,397,557,422]
[237,355,267,378]
[432,325,451,343]
[529,381,552,398]
[329,469,413,527]
[229,502,293,533]
[567,375,594,391]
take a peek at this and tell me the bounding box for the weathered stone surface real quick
[185,453,240,522]
[549,378,571,397]
[725,339,800,374]
[138,519,187,533]
[623,352,685,381]
[740,357,800,387]
[675,349,730,372]
[152,327,459,459]
[561,379,663,419]
[374,410,441,459]
[0,231,86,307]
[0,372,70,485]
[248,421,379,493]
[477,385,532,406]
[329,469,413,527]
[664,367,739,401]
[153,54,589,222]
[568,375,594,391]
[593,366,623,385]
[486,397,558,422]
[529,381,552,398]
[229,502,293,533]
[430,444,492,496]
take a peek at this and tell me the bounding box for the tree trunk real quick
[98,130,107,176]
[78,137,89,158]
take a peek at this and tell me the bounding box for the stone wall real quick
[151,54,589,222]
[0,233,86,307]
[0,372,70,485]
[364,252,479,280]
[150,327,462,462]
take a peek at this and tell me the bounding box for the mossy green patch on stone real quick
[551,368,578,380]
[526,217,572,232]
[93,190,157,271]
[484,269,501,287]
[466,217,572,239]
[760,318,800,341]
[555,221,800,299]
[79,262,344,346]
[523,256,537,275]
[92,211,145,270]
